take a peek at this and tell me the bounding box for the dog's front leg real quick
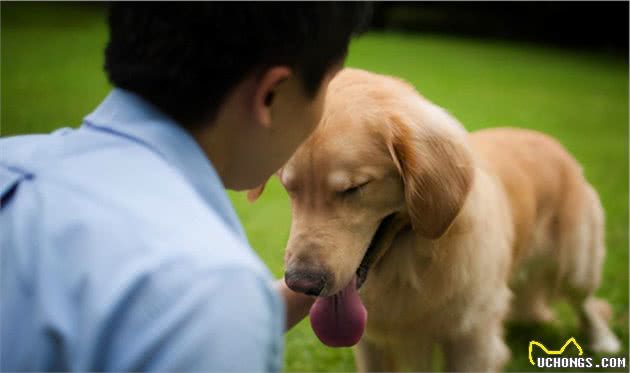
[354,337,397,372]
[442,323,510,372]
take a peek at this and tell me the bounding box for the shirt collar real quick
[83,88,247,240]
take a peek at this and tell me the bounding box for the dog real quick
[249,68,621,371]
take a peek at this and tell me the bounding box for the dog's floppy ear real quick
[387,112,474,239]
[246,183,267,203]
[246,168,283,203]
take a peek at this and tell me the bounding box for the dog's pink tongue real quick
[309,276,367,347]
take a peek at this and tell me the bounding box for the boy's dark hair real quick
[105,2,372,128]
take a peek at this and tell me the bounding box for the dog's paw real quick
[590,333,622,355]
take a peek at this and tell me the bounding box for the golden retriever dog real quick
[250,68,621,371]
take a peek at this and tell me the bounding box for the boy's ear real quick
[253,66,292,129]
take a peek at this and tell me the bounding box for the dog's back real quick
[470,128,587,266]
[469,128,620,353]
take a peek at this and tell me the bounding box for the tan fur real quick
[254,68,620,371]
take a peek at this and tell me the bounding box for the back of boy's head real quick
[105,2,372,129]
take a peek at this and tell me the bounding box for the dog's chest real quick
[358,234,444,333]
[356,226,498,337]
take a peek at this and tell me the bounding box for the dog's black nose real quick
[285,269,329,296]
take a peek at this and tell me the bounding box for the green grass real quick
[2,3,628,372]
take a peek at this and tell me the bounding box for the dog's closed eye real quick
[339,180,371,197]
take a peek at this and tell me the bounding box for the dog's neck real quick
[362,167,486,294]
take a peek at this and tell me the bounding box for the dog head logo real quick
[528,337,583,366]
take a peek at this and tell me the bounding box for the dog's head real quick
[251,69,474,297]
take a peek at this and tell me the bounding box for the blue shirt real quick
[0,89,284,372]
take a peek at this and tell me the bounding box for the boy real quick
[1,3,371,371]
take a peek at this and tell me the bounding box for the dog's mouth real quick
[355,212,398,289]
[308,212,399,348]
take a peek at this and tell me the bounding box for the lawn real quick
[2,3,628,372]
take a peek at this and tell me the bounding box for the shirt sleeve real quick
[96,265,284,372]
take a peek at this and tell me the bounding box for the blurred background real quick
[371,2,628,52]
[2,2,628,372]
